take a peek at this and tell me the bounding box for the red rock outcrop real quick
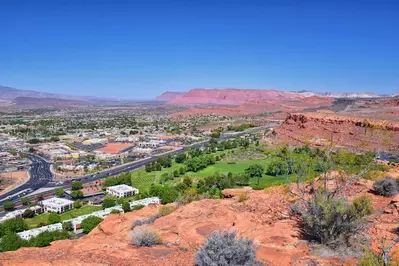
[169,88,305,105]
[0,187,352,266]
[276,112,399,151]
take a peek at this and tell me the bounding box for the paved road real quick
[0,154,53,203]
[0,123,278,207]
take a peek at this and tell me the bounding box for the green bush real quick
[55,188,65,197]
[48,213,61,224]
[0,219,28,237]
[22,209,35,219]
[3,201,15,211]
[73,201,82,209]
[110,209,121,214]
[132,205,145,211]
[71,181,83,191]
[122,201,131,212]
[352,195,373,217]
[62,221,74,231]
[70,190,84,199]
[102,197,116,209]
[294,191,364,248]
[28,230,69,247]
[81,216,103,233]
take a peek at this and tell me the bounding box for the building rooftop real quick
[107,184,138,193]
[41,197,74,207]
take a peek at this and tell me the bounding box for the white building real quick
[106,184,139,198]
[18,223,63,240]
[0,206,43,223]
[41,197,74,213]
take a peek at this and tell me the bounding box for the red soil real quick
[97,143,133,154]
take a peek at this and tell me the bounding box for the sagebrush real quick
[130,228,161,247]
[195,230,265,266]
[373,177,398,197]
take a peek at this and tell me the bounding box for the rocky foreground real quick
[2,178,399,266]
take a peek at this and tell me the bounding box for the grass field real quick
[25,205,102,228]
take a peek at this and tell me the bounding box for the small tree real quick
[55,188,65,197]
[21,197,30,206]
[102,197,116,209]
[179,167,186,175]
[122,201,131,213]
[195,230,263,266]
[173,170,180,177]
[81,216,103,233]
[70,190,84,199]
[71,181,83,191]
[73,201,82,209]
[3,201,15,211]
[48,213,61,224]
[175,153,187,164]
[22,208,35,218]
[62,221,74,231]
[245,164,264,186]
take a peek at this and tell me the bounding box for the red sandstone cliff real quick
[168,88,305,105]
[276,112,399,151]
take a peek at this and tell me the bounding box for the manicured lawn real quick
[130,162,185,192]
[25,205,102,229]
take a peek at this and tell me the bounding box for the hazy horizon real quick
[1,0,398,99]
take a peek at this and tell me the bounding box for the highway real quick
[0,154,53,203]
[0,123,278,207]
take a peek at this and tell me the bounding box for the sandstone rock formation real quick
[276,112,399,151]
[168,88,305,105]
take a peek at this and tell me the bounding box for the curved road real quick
[0,124,278,206]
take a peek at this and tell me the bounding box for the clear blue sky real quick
[1,0,398,99]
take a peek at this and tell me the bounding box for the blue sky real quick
[1,0,398,99]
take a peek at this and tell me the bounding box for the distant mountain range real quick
[156,88,398,105]
[1,85,397,108]
[0,85,120,108]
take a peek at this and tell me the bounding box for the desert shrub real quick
[373,177,398,197]
[130,214,162,230]
[158,206,174,216]
[238,193,249,202]
[352,195,373,217]
[294,191,364,248]
[132,205,145,211]
[358,250,385,266]
[130,228,161,247]
[110,209,121,214]
[195,230,264,266]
